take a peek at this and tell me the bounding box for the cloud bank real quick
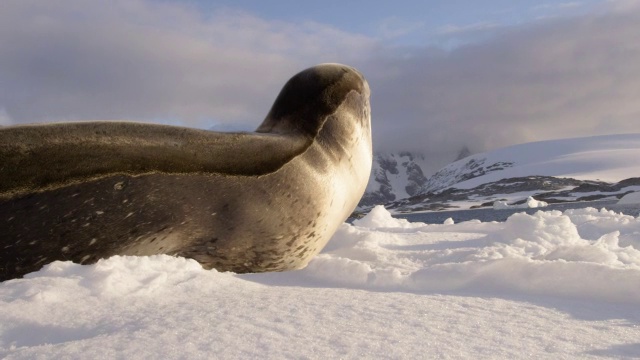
[0,0,375,128]
[369,7,640,153]
[2,0,640,174]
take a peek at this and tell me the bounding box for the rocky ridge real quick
[360,152,429,207]
[364,176,640,213]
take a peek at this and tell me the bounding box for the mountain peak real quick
[455,146,472,161]
[360,151,429,208]
[428,133,640,192]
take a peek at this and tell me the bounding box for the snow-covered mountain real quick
[359,134,640,212]
[360,147,472,208]
[425,133,640,192]
[359,152,430,206]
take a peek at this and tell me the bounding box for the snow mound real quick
[302,206,640,303]
[2,206,640,358]
[4,206,639,305]
[352,205,418,229]
[618,191,640,205]
[21,255,207,298]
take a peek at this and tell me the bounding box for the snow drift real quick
[1,205,640,358]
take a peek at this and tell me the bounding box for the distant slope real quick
[424,134,640,193]
[360,152,430,207]
[360,147,473,208]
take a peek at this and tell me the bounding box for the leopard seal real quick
[0,63,372,281]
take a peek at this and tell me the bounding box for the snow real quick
[366,152,431,200]
[431,133,640,191]
[493,196,549,210]
[2,206,640,359]
[619,191,640,205]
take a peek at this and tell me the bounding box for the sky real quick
[2,0,640,175]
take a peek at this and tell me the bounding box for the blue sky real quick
[1,0,640,174]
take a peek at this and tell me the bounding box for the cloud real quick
[436,22,501,35]
[377,16,424,39]
[0,0,375,128]
[363,5,640,173]
[3,0,640,177]
[0,108,12,126]
[533,2,584,11]
[605,0,640,11]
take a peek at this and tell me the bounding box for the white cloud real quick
[436,22,501,35]
[377,16,424,39]
[0,108,12,126]
[364,6,640,174]
[3,0,640,176]
[605,0,640,11]
[0,0,376,128]
[534,2,584,11]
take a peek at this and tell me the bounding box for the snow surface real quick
[2,206,640,359]
[366,152,431,200]
[619,191,640,205]
[430,133,640,191]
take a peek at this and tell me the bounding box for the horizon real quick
[2,0,640,175]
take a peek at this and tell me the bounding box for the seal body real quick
[0,63,372,281]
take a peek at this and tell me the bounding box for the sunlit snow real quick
[2,206,639,359]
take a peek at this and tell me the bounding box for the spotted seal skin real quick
[0,63,372,281]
